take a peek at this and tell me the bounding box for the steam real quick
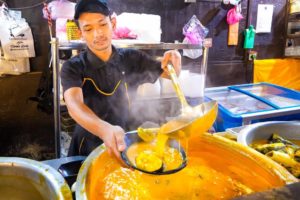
[128,86,182,131]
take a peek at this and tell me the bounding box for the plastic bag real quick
[0,47,30,75]
[42,0,75,20]
[113,27,137,39]
[182,15,208,59]
[115,12,161,42]
[0,4,35,58]
[0,20,35,58]
[227,6,243,25]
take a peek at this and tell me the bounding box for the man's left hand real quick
[161,50,182,78]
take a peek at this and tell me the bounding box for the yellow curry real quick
[86,134,290,200]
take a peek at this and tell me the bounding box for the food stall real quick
[1,0,300,199]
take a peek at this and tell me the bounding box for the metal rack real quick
[284,1,300,57]
[51,38,212,158]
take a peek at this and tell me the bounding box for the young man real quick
[61,0,181,160]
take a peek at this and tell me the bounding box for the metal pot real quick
[0,157,72,200]
[75,132,298,200]
[237,121,300,146]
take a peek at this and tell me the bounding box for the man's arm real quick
[64,87,126,159]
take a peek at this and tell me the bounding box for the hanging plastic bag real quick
[0,4,35,58]
[42,0,75,20]
[0,20,36,58]
[0,47,30,75]
[227,5,243,45]
[182,15,208,59]
[227,6,243,25]
[244,25,256,49]
[113,27,138,39]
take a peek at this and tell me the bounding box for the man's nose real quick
[94,28,104,37]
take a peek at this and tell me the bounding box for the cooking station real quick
[41,133,300,200]
[1,0,300,199]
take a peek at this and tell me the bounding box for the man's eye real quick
[100,23,107,27]
[84,29,92,32]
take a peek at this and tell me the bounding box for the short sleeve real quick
[61,58,84,93]
[123,49,163,86]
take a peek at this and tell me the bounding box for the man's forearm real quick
[67,101,109,139]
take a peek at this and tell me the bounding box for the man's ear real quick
[111,17,116,30]
[77,29,84,41]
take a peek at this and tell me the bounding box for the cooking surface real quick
[41,145,300,200]
[84,134,294,200]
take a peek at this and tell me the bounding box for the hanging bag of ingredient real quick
[0,4,35,58]
[182,15,208,59]
[244,25,256,49]
[42,0,76,42]
[227,4,243,45]
[0,46,30,75]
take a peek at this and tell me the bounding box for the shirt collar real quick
[86,46,118,70]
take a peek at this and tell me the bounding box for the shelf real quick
[288,12,300,17]
[59,41,203,50]
[59,42,85,50]
[285,46,300,57]
[113,42,203,50]
[286,33,300,39]
[287,18,300,22]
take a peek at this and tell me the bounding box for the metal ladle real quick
[121,65,218,175]
[137,64,218,139]
[166,63,194,117]
[158,64,218,138]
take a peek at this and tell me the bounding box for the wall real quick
[0,0,287,158]
[0,0,54,159]
[109,0,287,85]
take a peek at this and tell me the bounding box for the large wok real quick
[75,132,298,200]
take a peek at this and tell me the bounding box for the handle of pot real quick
[166,63,189,110]
[55,156,86,188]
[71,182,77,192]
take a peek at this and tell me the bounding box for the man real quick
[61,0,181,159]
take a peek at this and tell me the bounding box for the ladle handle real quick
[166,63,189,110]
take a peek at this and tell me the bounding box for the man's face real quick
[78,12,115,52]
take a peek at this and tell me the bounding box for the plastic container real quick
[205,83,300,131]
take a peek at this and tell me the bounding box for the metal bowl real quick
[237,121,300,146]
[120,131,187,175]
[0,157,72,200]
[161,100,218,138]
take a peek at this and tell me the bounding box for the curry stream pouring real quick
[121,64,218,174]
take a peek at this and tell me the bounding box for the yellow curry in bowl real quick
[121,131,187,174]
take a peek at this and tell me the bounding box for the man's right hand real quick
[64,87,127,161]
[100,123,126,161]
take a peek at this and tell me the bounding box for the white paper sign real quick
[256,4,274,33]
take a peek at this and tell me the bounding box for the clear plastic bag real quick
[42,0,75,20]
[182,15,208,59]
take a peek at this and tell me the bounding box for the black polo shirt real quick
[61,46,162,139]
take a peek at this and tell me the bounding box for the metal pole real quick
[51,37,61,158]
[200,38,212,98]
